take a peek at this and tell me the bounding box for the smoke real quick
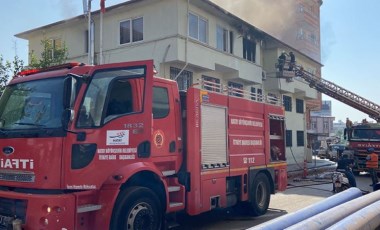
[211,0,297,40]
[54,0,81,18]
[320,21,335,63]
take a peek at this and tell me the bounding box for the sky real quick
[1,0,379,123]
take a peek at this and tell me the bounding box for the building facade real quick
[16,0,320,164]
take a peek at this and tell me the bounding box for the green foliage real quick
[0,55,24,95]
[29,38,68,68]
[0,37,68,95]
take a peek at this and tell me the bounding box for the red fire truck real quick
[344,123,380,175]
[0,60,287,229]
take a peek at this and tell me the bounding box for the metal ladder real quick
[293,65,380,121]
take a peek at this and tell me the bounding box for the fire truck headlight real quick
[42,205,52,214]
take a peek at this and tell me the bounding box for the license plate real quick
[0,214,14,229]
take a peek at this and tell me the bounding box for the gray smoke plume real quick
[56,0,80,18]
[211,0,296,40]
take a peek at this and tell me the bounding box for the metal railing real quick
[199,79,282,106]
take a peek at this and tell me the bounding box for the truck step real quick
[168,186,180,192]
[162,170,176,177]
[169,202,184,208]
[77,204,102,213]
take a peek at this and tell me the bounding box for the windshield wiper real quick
[14,122,46,127]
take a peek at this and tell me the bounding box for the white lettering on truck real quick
[0,158,34,170]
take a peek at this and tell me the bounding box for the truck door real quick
[151,80,181,157]
[62,60,154,189]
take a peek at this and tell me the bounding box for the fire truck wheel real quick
[249,173,270,216]
[110,186,162,230]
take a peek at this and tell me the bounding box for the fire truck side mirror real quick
[63,74,79,109]
[61,109,75,130]
[62,75,80,129]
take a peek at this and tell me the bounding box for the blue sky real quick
[1,0,378,123]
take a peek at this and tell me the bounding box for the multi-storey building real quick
[15,0,319,164]
[210,0,324,162]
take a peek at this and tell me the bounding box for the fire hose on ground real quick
[248,187,362,230]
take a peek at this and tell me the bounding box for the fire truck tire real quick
[249,173,270,216]
[110,186,162,230]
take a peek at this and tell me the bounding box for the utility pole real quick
[83,0,94,65]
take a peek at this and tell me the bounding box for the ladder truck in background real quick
[278,62,380,175]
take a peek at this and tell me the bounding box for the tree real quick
[0,55,24,95]
[29,38,68,68]
[0,38,68,95]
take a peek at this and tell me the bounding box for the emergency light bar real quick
[17,62,83,76]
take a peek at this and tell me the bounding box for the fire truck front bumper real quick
[0,189,76,230]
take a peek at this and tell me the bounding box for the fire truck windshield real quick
[0,78,65,130]
[351,128,380,141]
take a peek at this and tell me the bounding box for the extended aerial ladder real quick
[279,63,380,122]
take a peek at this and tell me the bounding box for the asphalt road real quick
[174,172,373,230]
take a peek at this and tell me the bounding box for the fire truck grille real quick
[0,170,35,183]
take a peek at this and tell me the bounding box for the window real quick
[202,75,221,92]
[296,99,304,113]
[84,30,89,53]
[170,67,193,90]
[228,82,244,97]
[283,95,292,112]
[311,122,316,129]
[188,13,207,43]
[323,121,329,129]
[257,88,263,101]
[309,33,317,45]
[120,17,144,44]
[297,131,304,146]
[229,31,234,54]
[250,87,256,101]
[298,4,304,12]
[153,87,169,119]
[243,38,256,62]
[286,130,292,147]
[297,28,305,40]
[216,26,228,52]
[47,38,62,59]
[77,67,146,127]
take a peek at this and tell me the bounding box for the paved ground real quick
[174,157,375,229]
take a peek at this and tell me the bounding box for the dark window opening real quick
[228,82,244,97]
[296,99,304,113]
[243,38,256,62]
[170,67,193,91]
[297,131,304,146]
[283,95,292,112]
[202,75,221,92]
[286,130,292,147]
